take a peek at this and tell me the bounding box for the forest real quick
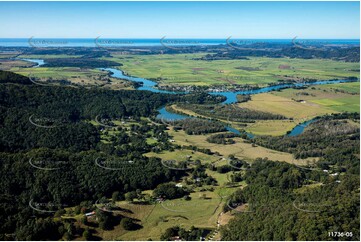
[221,159,360,241]
[0,49,359,240]
[253,113,360,174]
[0,71,223,240]
[174,103,287,122]
[1,41,359,62]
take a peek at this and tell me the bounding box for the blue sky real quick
[0,1,359,38]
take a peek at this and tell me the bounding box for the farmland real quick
[271,83,360,113]
[0,45,359,241]
[166,129,316,166]
[106,54,360,86]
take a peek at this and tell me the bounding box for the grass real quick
[0,59,33,71]
[235,92,334,135]
[310,96,359,112]
[166,128,315,166]
[18,54,82,59]
[105,54,359,86]
[145,149,220,164]
[170,104,307,136]
[146,138,158,145]
[115,189,234,241]
[169,104,209,119]
[19,67,132,90]
[321,82,360,94]
[238,92,333,119]
[243,120,298,136]
[272,84,360,113]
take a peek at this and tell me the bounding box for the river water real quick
[21,60,356,137]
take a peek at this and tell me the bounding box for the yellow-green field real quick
[85,184,239,241]
[242,120,299,136]
[105,54,359,86]
[272,83,360,113]
[166,129,315,166]
[0,59,33,70]
[321,81,360,94]
[169,102,325,136]
[115,192,220,240]
[145,149,220,164]
[11,66,132,89]
[18,54,82,59]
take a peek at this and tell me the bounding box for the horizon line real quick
[0,37,360,40]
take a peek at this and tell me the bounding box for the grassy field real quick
[238,92,334,119]
[236,84,359,135]
[320,81,360,94]
[169,103,323,136]
[18,54,82,59]
[145,149,220,164]
[13,66,102,78]
[93,182,240,241]
[112,124,318,240]
[272,84,360,113]
[242,120,299,136]
[112,186,239,241]
[11,66,132,89]
[106,54,360,86]
[0,59,34,70]
[166,129,315,165]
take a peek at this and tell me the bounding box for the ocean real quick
[0,38,359,47]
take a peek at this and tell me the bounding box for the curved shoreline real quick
[103,67,357,104]
[18,59,357,138]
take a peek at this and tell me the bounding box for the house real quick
[85,211,95,217]
[175,183,183,188]
[156,197,165,203]
[170,236,181,241]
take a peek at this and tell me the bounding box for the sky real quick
[0,1,359,39]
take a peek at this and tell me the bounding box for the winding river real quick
[103,67,352,104]
[22,60,356,137]
[100,68,178,94]
[20,58,45,67]
[103,67,355,137]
